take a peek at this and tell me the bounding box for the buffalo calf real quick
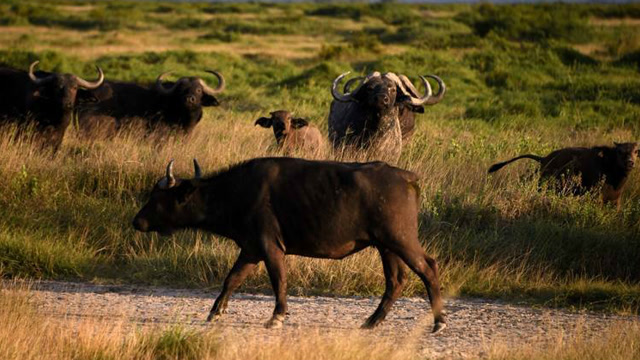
[255,110,325,155]
[489,142,638,208]
[133,158,446,333]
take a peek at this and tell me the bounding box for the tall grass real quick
[1,112,639,312]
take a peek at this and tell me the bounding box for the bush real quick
[457,3,591,43]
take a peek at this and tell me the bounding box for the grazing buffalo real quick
[0,61,104,151]
[133,158,446,333]
[254,110,325,155]
[488,142,639,208]
[329,71,445,162]
[77,71,225,136]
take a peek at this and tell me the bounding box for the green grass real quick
[0,1,640,315]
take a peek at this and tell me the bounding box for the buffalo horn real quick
[28,61,55,85]
[193,159,202,179]
[158,159,176,189]
[156,72,180,95]
[75,66,105,90]
[200,70,225,95]
[331,72,361,103]
[401,75,433,106]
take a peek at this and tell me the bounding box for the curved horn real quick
[75,65,104,90]
[193,159,202,179]
[155,72,179,96]
[200,70,225,95]
[331,72,362,103]
[423,75,446,105]
[403,75,433,106]
[28,61,55,85]
[158,159,176,189]
[343,76,365,94]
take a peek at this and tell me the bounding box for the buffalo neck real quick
[191,165,258,243]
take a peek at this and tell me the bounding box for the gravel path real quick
[17,281,639,359]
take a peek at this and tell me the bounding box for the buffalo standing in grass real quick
[329,71,445,163]
[488,142,639,208]
[133,158,446,333]
[254,110,325,155]
[77,71,225,137]
[0,61,104,151]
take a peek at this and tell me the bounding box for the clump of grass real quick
[486,321,640,360]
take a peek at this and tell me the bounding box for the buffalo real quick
[77,71,225,137]
[133,158,446,333]
[488,142,639,208]
[254,110,325,155]
[329,71,445,162]
[0,61,104,151]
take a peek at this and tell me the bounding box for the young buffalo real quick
[133,158,446,333]
[489,142,638,207]
[255,110,325,155]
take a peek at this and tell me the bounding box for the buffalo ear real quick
[255,117,272,128]
[76,89,99,104]
[202,94,219,107]
[411,105,425,114]
[291,118,309,129]
[175,181,197,205]
[397,94,411,104]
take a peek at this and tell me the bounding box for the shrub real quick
[457,3,591,43]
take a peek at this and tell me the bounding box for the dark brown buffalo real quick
[77,71,225,136]
[0,61,104,151]
[329,71,445,163]
[255,110,325,155]
[488,142,639,208]
[133,158,446,333]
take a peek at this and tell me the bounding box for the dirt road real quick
[20,281,639,359]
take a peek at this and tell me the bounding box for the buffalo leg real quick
[391,244,446,333]
[262,243,287,329]
[362,247,408,329]
[206,251,259,322]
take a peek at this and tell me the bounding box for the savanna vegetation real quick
[1,0,640,317]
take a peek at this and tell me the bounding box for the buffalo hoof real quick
[432,321,447,334]
[206,313,222,322]
[360,318,380,329]
[264,315,285,329]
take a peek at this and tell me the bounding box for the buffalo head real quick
[29,61,104,111]
[331,71,444,113]
[611,142,638,172]
[328,71,445,163]
[255,110,309,145]
[133,159,203,235]
[28,61,104,150]
[155,71,224,132]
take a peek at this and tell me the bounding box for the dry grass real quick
[0,284,416,360]
[1,284,639,360]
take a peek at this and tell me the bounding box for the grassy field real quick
[0,1,640,315]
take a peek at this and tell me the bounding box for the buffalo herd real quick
[3,60,638,333]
